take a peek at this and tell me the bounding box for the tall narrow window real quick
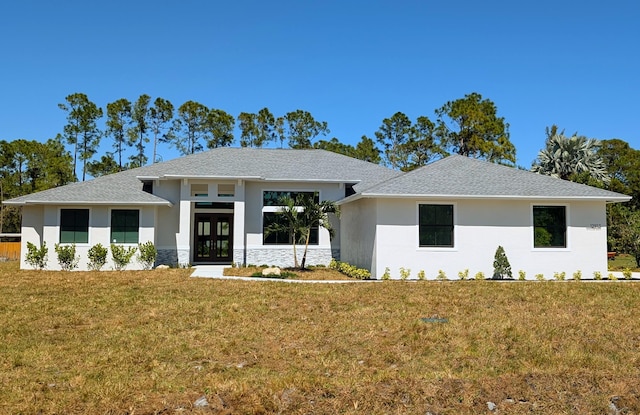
[111,210,139,244]
[533,206,566,248]
[60,209,89,243]
[419,204,454,247]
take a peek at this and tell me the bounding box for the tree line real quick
[2,92,640,264]
[52,91,516,180]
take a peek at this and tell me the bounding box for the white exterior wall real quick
[154,180,181,254]
[370,198,609,280]
[19,205,44,270]
[20,204,158,271]
[340,198,378,271]
[243,181,343,267]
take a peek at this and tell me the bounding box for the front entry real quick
[194,213,233,263]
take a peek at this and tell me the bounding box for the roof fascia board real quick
[3,200,173,207]
[158,174,263,180]
[342,193,631,203]
[262,178,360,183]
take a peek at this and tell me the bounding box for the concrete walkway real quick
[190,265,226,278]
[190,265,379,284]
[190,265,640,282]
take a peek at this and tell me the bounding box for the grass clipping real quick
[1,261,640,414]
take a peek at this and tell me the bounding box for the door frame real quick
[193,212,234,263]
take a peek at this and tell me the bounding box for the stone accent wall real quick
[156,247,336,268]
[245,247,334,268]
[157,249,178,267]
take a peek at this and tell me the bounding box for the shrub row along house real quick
[4,148,630,279]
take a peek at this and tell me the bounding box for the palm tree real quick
[298,196,339,269]
[265,194,339,269]
[531,134,610,184]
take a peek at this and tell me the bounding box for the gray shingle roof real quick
[3,169,172,206]
[350,155,631,202]
[4,148,401,205]
[136,148,401,188]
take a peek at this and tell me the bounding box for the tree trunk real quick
[300,229,311,269]
[292,232,299,269]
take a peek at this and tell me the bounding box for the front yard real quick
[2,261,640,414]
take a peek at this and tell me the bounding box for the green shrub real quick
[329,258,339,270]
[329,260,371,279]
[623,268,633,280]
[572,270,582,281]
[437,269,447,281]
[492,245,513,279]
[593,271,602,280]
[535,273,545,281]
[54,243,79,271]
[608,272,618,281]
[88,243,108,271]
[111,244,137,271]
[458,269,469,280]
[553,271,566,281]
[474,271,485,280]
[382,267,391,280]
[25,242,48,270]
[399,267,411,281]
[417,270,426,281]
[137,241,157,270]
[518,270,526,281]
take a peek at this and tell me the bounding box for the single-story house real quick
[4,148,631,279]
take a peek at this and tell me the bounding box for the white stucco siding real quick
[155,180,181,250]
[340,198,378,272]
[19,205,44,269]
[21,204,159,271]
[243,181,344,267]
[372,198,609,280]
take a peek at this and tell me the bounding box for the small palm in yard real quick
[298,195,339,269]
[265,194,339,269]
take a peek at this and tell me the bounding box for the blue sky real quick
[1,0,638,171]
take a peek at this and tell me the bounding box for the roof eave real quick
[148,174,362,184]
[3,200,173,207]
[157,174,264,180]
[263,178,360,183]
[342,193,631,203]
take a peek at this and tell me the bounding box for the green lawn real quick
[2,261,640,414]
[608,253,639,271]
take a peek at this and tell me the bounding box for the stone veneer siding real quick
[157,248,338,268]
[245,247,335,268]
[157,249,178,267]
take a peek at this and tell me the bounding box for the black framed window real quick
[111,210,139,244]
[263,191,318,206]
[60,209,89,243]
[263,212,318,245]
[419,204,454,247]
[533,206,566,248]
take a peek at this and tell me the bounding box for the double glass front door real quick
[194,213,233,263]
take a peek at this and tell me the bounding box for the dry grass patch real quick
[223,265,352,280]
[2,261,640,414]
